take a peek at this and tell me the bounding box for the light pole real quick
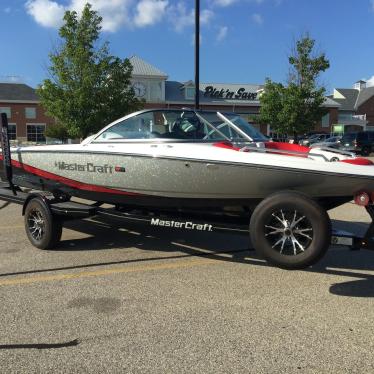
[195,0,200,110]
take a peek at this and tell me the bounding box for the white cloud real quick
[216,26,228,42]
[25,0,65,28]
[169,2,214,32]
[69,0,133,32]
[4,7,11,13]
[133,0,168,27]
[168,3,193,32]
[26,0,135,32]
[251,13,263,25]
[213,0,264,6]
[366,76,374,87]
[214,0,238,6]
[371,0,374,11]
[26,0,213,33]
[201,9,215,24]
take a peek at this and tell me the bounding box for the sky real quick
[0,0,374,93]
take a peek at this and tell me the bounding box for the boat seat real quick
[264,142,309,157]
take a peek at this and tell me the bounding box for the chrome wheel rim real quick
[27,209,45,241]
[264,209,313,256]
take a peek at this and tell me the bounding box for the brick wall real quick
[313,107,338,133]
[0,102,54,141]
[357,96,374,126]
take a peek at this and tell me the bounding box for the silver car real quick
[310,136,342,149]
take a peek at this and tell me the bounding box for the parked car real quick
[301,133,330,147]
[340,131,374,156]
[310,136,342,149]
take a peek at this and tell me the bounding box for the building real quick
[129,55,340,136]
[0,83,54,143]
[328,80,374,133]
[5,58,374,143]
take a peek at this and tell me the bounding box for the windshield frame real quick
[89,108,266,144]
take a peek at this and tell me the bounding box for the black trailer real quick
[1,113,374,269]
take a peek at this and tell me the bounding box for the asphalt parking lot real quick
[1,199,374,373]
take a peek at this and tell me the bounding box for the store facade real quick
[129,55,340,136]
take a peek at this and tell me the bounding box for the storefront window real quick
[27,124,46,143]
[8,123,16,140]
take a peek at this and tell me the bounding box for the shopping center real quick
[2,55,374,143]
[129,55,341,137]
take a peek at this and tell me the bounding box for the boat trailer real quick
[1,113,374,260]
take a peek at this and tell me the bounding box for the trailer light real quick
[354,192,370,206]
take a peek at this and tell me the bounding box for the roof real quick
[129,55,168,78]
[0,83,38,101]
[331,88,359,111]
[323,97,341,108]
[356,86,374,108]
[331,87,374,111]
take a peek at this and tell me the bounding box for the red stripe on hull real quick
[0,154,141,196]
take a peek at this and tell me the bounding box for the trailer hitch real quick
[350,205,374,250]
[330,205,374,251]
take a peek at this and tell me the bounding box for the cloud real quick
[216,26,228,42]
[4,7,11,13]
[26,0,213,33]
[251,13,263,25]
[214,0,238,6]
[213,0,264,6]
[133,0,168,27]
[69,0,133,32]
[371,0,374,11]
[201,9,215,24]
[25,0,65,28]
[169,2,214,32]
[366,76,374,87]
[26,0,140,32]
[168,3,193,32]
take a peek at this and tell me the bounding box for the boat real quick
[2,108,374,269]
[1,108,373,210]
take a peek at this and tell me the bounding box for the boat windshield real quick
[93,109,267,143]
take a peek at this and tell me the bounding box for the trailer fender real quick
[22,193,51,216]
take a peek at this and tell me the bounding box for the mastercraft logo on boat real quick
[54,161,113,174]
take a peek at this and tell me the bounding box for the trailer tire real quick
[250,191,331,269]
[24,198,62,250]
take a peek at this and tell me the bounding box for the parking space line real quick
[0,259,217,287]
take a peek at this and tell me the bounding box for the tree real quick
[259,35,330,137]
[44,123,69,142]
[37,3,143,139]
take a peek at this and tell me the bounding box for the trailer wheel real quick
[24,198,62,249]
[250,191,331,269]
